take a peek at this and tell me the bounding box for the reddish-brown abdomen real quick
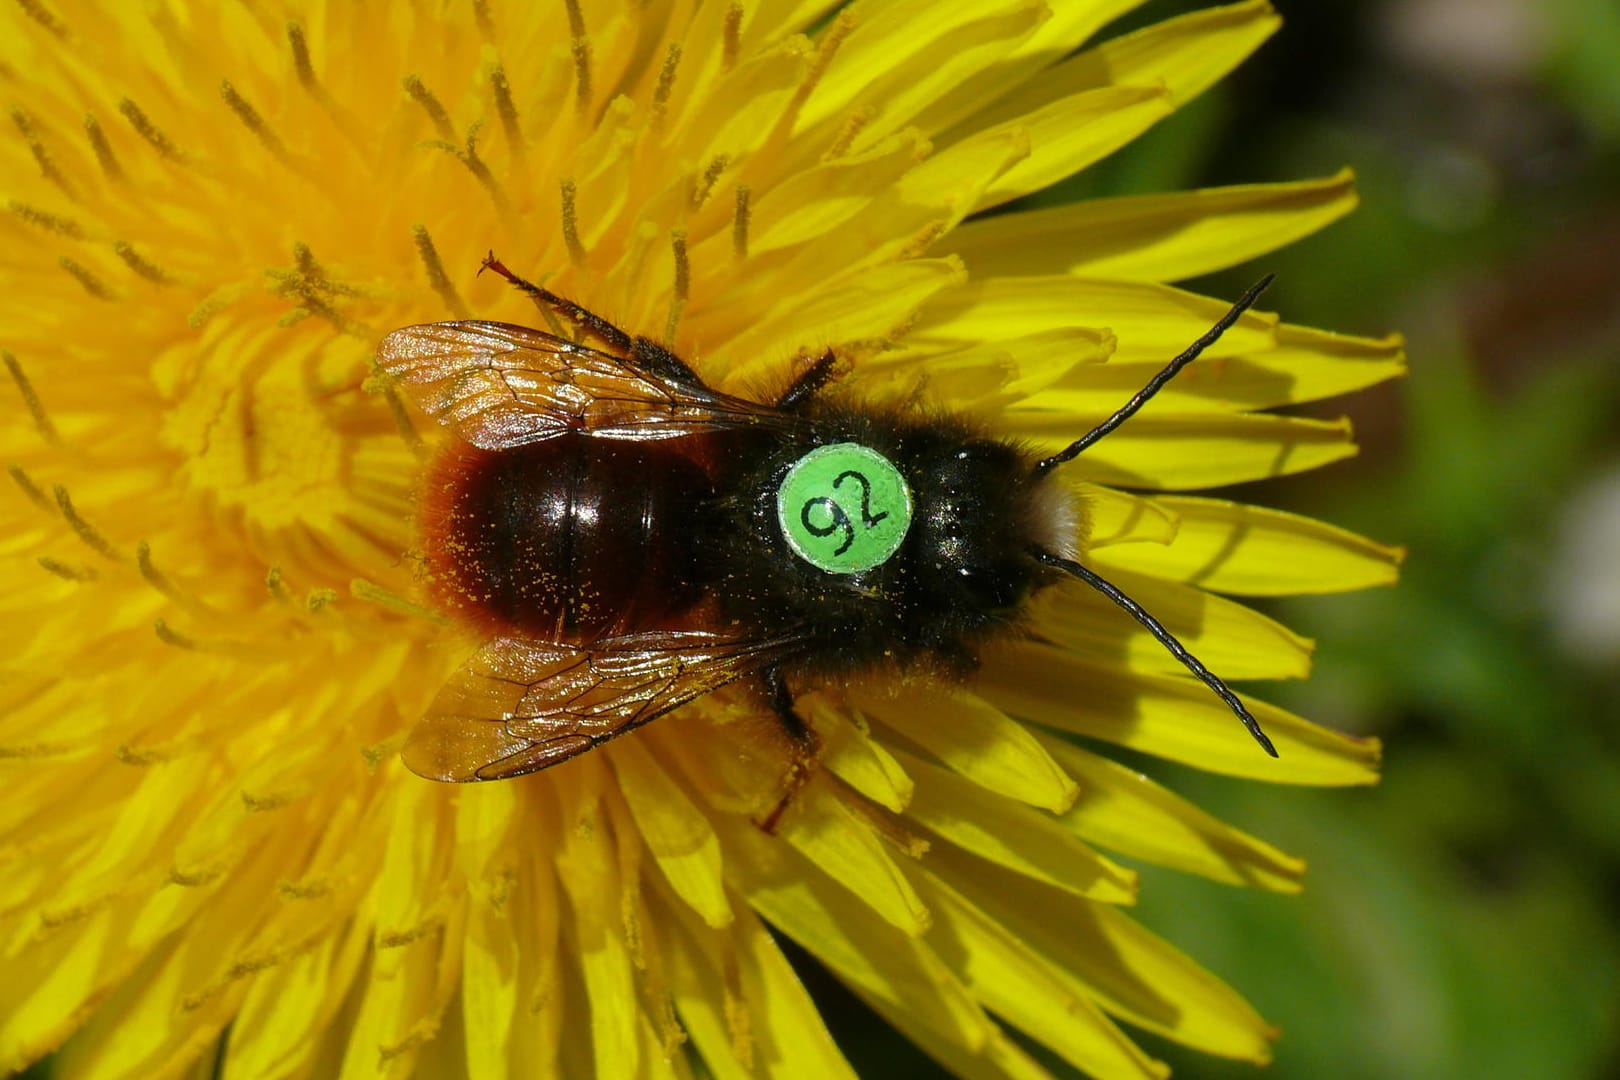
[420,436,712,639]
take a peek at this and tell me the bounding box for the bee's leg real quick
[775,349,840,411]
[479,253,706,385]
[627,335,704,385]
[479,252,634,353]
[756,665,820,833]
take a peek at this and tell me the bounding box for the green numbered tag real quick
[777,443,912,574]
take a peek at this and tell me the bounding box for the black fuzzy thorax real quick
[700,399,1061,679]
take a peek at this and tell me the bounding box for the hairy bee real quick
[378,256,1276,793]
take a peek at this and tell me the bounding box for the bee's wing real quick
[377,320,783,450]
[402,630,808,782]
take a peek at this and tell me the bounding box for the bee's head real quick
[907,438,1061,621]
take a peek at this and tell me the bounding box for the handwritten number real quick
[800,469,888,559]
[801,497,854,555]
[833,470,888,528]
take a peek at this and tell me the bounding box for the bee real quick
[378,255,1278,801]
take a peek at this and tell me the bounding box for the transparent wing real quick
[402,630,808,782]
[377,320,782,450]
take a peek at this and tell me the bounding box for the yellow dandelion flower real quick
[0,2,1403,1078]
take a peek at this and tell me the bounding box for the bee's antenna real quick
[1033,274,1275,477]
[1032,549,1279,757]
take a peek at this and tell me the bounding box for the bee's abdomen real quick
[421,437,711,638]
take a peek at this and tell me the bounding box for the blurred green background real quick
[1148,1,1620,1076]
[799,1,1620,1078]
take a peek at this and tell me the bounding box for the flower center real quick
[158,331,358,535]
